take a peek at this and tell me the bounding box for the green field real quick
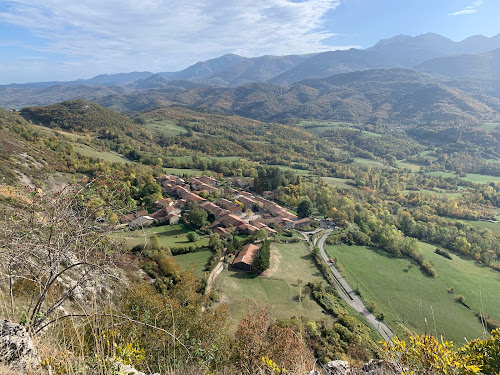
[116,224,209,248]
[144,119,187,136]
[350,157,385,168]
[426,171,458,179]
[475,123,500,132]
[320,177,354,189]
[461,173,500,185]
[74,144,131,164]
[216,242,330,331]
[269,165,312,175]
[300,121,381,138]
[455,219,500,235]
[401,189,462,199]
[173,250,212,278]
[425,171,500,185]
[170,155,240,162]
[398,160,422,172]
[325,243,500,344]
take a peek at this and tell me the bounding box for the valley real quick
[1,30,500,375]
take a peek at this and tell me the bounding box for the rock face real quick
[0,320,40,371]
[322,359,402,375]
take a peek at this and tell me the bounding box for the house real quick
[213,227,228,236]
[231,244,260,271]
[166,213,180,225]
[292,217,312,229]
[129,216,156,230]
[220,214,245,227]
[215,198,241,212]
[153,198,173,209]
[236,195,259,211]
[199,175,217,187]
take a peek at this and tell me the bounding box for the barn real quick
[231,244,259,271]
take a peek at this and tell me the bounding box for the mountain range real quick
[2,32,500,125]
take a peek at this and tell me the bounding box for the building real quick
[198,175,217,187]
[231,244,260,271]
[129,216,156,230]
[292,217,313,229]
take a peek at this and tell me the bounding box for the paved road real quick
[303,229,394,341]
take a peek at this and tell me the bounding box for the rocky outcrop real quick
[114,361,160,375]
[0,320,40,371]
[322,359,403,375]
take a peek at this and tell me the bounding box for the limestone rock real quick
[114,361,160,375]
[359,359,403,374]
[0,320,40,371]
[325,360,350,374]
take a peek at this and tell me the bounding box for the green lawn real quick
[216,242,330,332]
[144,119,187,136]
[325,243,500,344]
[74,144,131,164]
[174,250,212,278]
[116,224,209,248]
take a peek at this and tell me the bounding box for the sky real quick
[0,0,499,84]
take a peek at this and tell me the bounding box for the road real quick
[303,229,394,341]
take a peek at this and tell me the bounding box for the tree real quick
[297,198,313,219]
[187,206,208,229]
[252,240,271,274]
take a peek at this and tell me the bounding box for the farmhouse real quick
[232,243,259,271]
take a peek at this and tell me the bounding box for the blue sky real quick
[0,0,499,84]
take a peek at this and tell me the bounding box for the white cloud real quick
[0,0,349,82]
[449,0,483,16]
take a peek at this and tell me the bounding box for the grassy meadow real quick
[116,223,209,249]
[216,242,330,332]
[324,242,500,344]
[74,144,131,164]
[173,250,212,278]
[144,119,187,136]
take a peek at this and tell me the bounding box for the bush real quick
[187,232,200,242]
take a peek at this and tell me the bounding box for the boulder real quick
[359,359,404,374]
[0,320,40,371]
[325,360,350,374]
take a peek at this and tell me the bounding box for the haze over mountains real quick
[2,32,500,125]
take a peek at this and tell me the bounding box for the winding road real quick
[303,229,394,341]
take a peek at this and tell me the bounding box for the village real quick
[119,174,318,271]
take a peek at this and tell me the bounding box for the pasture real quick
[324,242,500,344]
[74,144,131,164]
[216,242,330,332]
[144,119,187,137]
[173,250,212,278]
[117,224,209,249]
